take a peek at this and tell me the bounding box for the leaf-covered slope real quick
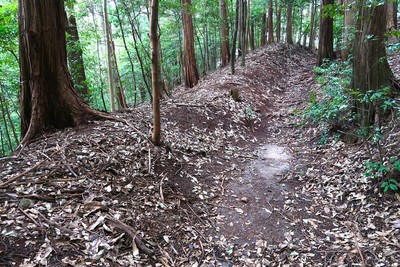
[1,44,400,266]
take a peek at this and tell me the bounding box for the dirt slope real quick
[1,44,399,267]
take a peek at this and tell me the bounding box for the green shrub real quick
[304,60,353,134]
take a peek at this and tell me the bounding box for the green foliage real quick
[304,60,353,132]
[245,107,257,120]
[0,1,19,157]
[364,157,400,192]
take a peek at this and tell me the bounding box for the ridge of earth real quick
[1,44,399,266]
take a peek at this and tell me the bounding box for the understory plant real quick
[305,59,400,193]
[304,59,353,143]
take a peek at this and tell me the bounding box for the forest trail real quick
[1,44,399,266]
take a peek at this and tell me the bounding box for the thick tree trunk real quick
[150,0,161,145]
[66,12,89,100]
[246,0,251,51]
[181,0,199,88]
[386,0,398,31]
[261,4,267,46]
[268,0,274,43]
[353,0,398,128]
[19,0,111,145]
[249,22,255,50]
[317,0,336,65]
[341,0,356,60]
[286,2,293,44]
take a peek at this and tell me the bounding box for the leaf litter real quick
[0,44,399,266]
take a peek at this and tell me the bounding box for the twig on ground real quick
[38,212,75,236]
[0,149,60,188]
[18,208,43,228]
[106,216,155,257]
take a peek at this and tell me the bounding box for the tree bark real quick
[19,0,111,145]
[286,1,293,44]
[150,0,161,145]
[240,0,247,66]
[103,0,115,111]
[0,95,13,151]
[353,0,399,128]
[246,0,251,51]
[65,11,89,100]
[231,0,239,74]
[341,0,356,60]
[261,4,267,46]
[249,22,255,50]
[89,6,107,111]
[309,0,317,48]
[297,7,303,44]
[114,0,138,107]
[181,0,199,88]
[268,0,274,43]
[276,3,282,43]
[317,0,336,65]
[386,0,398,31]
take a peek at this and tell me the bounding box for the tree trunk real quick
[246,0,251,51]
[194,28,205,74]
[150,0,161,145]
[250,22,255,50]
[241,0,247,66]
[103,0,115,111]
[297,7,303,44]
[120,0,151,102]
[286,2,293,44]
[0,85,18,145]
[353,0,399,128]
[276,3,282,43]
[114,0,138,107]
[309,0,316,48]
[268,0,274,43]
[181,0,199,88]
[231,0,239,74]
[317,0,336,65]
[386,0,398,31]
[66,11,89,100]
[219,0,231,67]
[261,4,267,46]
[341,0,356,60]
[204,25,210,73]
[0,96,13,151]
[19,0,111,145]
[89,6,107,111]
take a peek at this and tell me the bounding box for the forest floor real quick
[1,44,400,267]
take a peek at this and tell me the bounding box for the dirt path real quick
[207,48,318,265]
[1,45,399,266]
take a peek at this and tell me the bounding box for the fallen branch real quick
[18,208,43,228]
[106,216,155,257]
[0,149,60,189]
[120,118,154,146]
[174,103,214,108]
[38,212,75,236]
